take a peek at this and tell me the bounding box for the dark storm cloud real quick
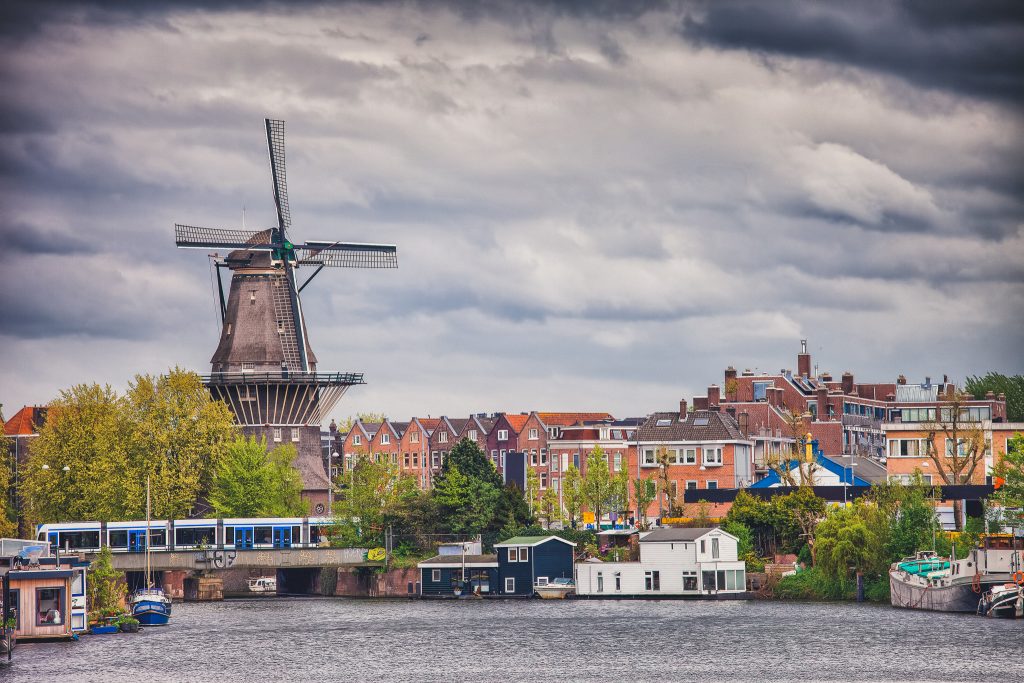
[681,0,1024,104]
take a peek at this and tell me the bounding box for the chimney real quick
[797,339,811,378]
[766,387,781,408]
[986,391,996,400]
[924,376,931,388]
[816,387,828,419]
[738,412,749,436]
[679,398,688,418]
[725,366,738,383]
[693,396,709,411]
[329,419,337,436]
[943,374,949,385]
[820,372,833,382]
[841,371,854,395]
[886,393,895,401]
[725,366,738,399]
[998,393,1006,401]
[897,374,907,385]
[708,385,720,407]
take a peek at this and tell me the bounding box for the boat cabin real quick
[417,555,498,597]
[494,536,576,596]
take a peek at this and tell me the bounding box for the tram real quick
[36,517,337,553]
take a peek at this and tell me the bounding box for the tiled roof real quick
[389,421,410,438]
[416,418,441,431]
[360,422,381,436]
[504,414,530,433]
[3,406,45,437]
[447,418,472,435]
[637,410,745,442]
[475,416,497,432]
[538,412,614,427]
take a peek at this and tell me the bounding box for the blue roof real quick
[751,453,871,488]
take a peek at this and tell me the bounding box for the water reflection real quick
[7,598,1021,682]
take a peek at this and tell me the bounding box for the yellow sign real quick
[366,547,386,561]
[582,512,595,524]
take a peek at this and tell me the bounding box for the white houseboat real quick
[575,527,747,597]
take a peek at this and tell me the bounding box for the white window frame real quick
[273,427,282,442]
[686,480,698,490]
[291,427,300,442]
[683,448,697,464]
[381,433,390,445]
[703,447,723,466]
[540,449,548,465]
[507,548,517,562]
[411,432,419,444]
[540,472,548,489]
[529,428,538,440]
[431,569,441,582]
[439,431,448,444]
[642,448,656,466]
[498,429,509,441]
[535,576,549,586]
[467,430,477,441]
[518,547,528,562]
[353,434,361,446]
[613,453,622,472]
[706,480,718,489]
[505,578,515,593]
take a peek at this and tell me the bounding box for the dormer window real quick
[411,432,419,444]
[440,431,448,443]
[353,435,361,446]
[467,430,477,440]
[529,428,538,440]
[381,433,390,445]
[498,430,509,441]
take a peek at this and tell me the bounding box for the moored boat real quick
[130,477,172,626]
[535,577,574,599]
[978,583,1024,619]
[247,577,277,594]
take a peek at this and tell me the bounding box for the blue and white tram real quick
[37,517,337,553]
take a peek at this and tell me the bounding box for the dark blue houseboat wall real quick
[419,565,498,597]
[495,537,576,596]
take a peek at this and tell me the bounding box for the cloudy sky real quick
[2,1,1022,423]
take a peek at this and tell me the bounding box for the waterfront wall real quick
[334,568,420,597]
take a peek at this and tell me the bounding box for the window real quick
[273,427,282,442]
[707,480,718,490]
[614,453,622,471]
[597,572,604,592]
[700,540,706,554]
[540,449,548,465]
[381,433,390,445]
[413,453,419,467]
[353,434,361,446]
[536,577,549,586]
[518,547,529,562]
[498,429,509,441]
[540,472,548,489]
[946,438,973,457]
[468,430,477,441]
[404,453,410,468]
[645,570,661,591]
[291,427,300,442]
[888,439,928,457]
[505,578,515,593]
[656,418,672,427]
[241,361,255,373]
[431,569,441,582]
[724,569,745,590]
[683,571,698,592]
[6,589,19,629]
[890,474,933,485]
[391,453,397,465]
[37,587,65,626]
[683,448,697,464]
[643,448,656,466]
[614,572,622,591]
[753,381,771,401]
[439,431,448,444]
[491,449,498,460]
[712,537,720,559]
[703,447,723,465]
[670,480,678,499]
[529,428,539,440]
[686,480,698,490]
[411,432,419,444]
[693,417,710,427]
[507,548,517,562]
[531,451,538,466]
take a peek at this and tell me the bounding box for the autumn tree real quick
[0,409,16,537]
[655,447,675,517]
[633,477,656,529]
[767,408,818,486]
[208,437,307,518]
[993,432,1024,531]
[923,389,988,530]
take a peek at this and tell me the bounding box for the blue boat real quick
[130,477,172,626]
[130,589,171,626]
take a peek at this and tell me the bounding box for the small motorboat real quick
[535,577,575,599]
[131,588,172,626]
[247,577,277,594]
[978,583,1024,619]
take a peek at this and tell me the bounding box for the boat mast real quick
[146,476,151,590]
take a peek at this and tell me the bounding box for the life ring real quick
[1013,571,1024,586]
[971,573,982,593]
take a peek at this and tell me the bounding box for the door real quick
[234,527,254,549]
[48,532,59,549]
[128,530,147,552]
[272,526,292,548]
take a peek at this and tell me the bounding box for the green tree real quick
[965,373,1023,422]
[526,466,540,516]
[87,545,127,622]
[609,466,631,522]
[562,465,584,527]
[814,501,888,585]
[633,477,656,529]
[208,437,308,518]
[433,464,502,537]
[772,487,827,561]
[441,437,502,487]
[0,408,17,537]
[993,432,1024,530]
[582,447,615,530]
[539,486,561,528]
[334,450,417,545]
[490,483,534,538]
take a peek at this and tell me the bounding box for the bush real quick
[774,567,851,601]
[864,576,891,603]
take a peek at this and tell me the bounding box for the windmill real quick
[174,118,397,514]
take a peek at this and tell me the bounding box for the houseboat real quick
[575,527,748,598]
[978,583,1024,618]
[889,534,1024,613]
[494,536,576,597]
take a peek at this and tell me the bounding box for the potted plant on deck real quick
[87,546,128,635]
[116,614,140,633]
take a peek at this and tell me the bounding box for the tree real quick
[655,447,674,517]
[814,501,888,584]
[633,477,656,529]
[87,545,127,622]
[526,466,540,517]
[923,389,988,529]
[768,408,818,486]
[208,437,308,518]
[432,464,502,537]
[993,432,1024,531]
[868,475,938,561]
[334,450,417,545]
[337,413,388,433]
[773,487,827,562]
[441,437,502,488]
[609,466,631,524]
[965,372,1023,422]
[538,486,561,528]
[581,447,615,530]
[0,409,17,537]
[562,464,584,527]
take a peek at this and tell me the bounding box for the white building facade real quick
[575,527,746,597]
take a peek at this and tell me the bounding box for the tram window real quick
[292,526,301,542]
[175,527,215,547]
[109,530,128,548]
[254,527,273,545]
[149,529,167,547]
[224,527,235,544]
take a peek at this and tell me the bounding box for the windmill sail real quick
[297,241,398,268]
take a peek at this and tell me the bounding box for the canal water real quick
[6,598,1022,682]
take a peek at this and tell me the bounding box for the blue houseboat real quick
[494,536,576,597]
[417,554,499,597]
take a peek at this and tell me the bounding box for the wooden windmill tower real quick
[175,118,397,513]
